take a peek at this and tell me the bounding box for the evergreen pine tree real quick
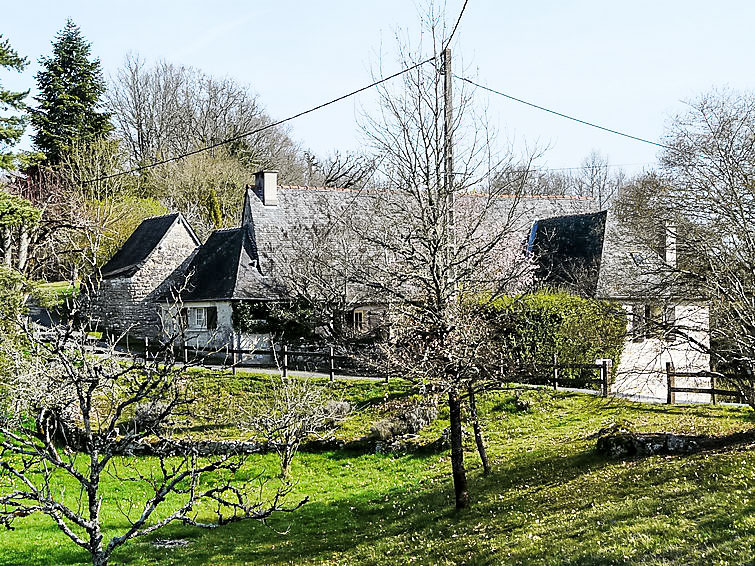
[31,20,112,164]
[0,35,28,171]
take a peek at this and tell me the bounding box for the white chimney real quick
[256,170,278,206]
[665,220,677,267]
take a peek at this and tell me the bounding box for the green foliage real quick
[0,265,27,328]
[206,187,222,228]
[0,191,41,228]
[232,300,322,342]
[32,280,79,308]
[0,35,28,170]
[31,20,112,164]
[94,195,168,265]
[0,266,30,382]
[140,149,250,236]
[486,290,626,381]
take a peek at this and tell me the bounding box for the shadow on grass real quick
[105,446,613,566]
[5,391,755,566]
[7,439,755,566]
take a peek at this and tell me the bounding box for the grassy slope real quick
[1,381,754,566]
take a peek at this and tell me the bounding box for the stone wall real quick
[91,221,198,339]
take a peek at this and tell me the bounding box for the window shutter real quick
[632,304,646,340]
[207,306,218,330]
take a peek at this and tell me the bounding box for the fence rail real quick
[178,343,362,382]
[104,334,618,391]
[665,362,744,405]
[549,354,612,397]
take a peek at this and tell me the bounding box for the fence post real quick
[710,373,717,405]
[282,345,288,378]
[329,346,335,382]
[232,348,238,376]
[183,343,188,364]
[145,337,149,361]
[601,359,609,398]
[553,353,559,390]
[666,362,675,405]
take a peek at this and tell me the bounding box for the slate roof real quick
[530,211,607,296]
[100,213,199,279]
[530,210,677,300]
[152,185,598,303]
[165,225,276,302]
[245,185,598,262]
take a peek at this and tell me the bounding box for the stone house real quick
[90,170,599,353]
[529,210,710,402]
[90,213,200,339]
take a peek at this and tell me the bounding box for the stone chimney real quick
[256,170,278,206]
[665,220,677,267]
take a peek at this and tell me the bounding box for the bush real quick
[232,299,321,342]
[484,290,626,384]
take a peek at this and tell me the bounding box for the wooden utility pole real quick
[443,47,455,285]
[443,47,469,511]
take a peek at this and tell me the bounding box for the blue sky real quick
[3,1,755,176]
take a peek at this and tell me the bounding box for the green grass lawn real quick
[33,280,79,307]
[1,381,755,566]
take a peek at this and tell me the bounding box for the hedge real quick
[484,290,626,384]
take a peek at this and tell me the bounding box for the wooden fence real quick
[195,344,353,381]
[108,335,616,391]
[550,354,612,397]
[665,362,745,405]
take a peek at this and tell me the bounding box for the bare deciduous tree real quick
[347,12,538,509]
[241,376,350,478]
[0,299,306,566]
[107,54,308,182]
[305,150,378,189]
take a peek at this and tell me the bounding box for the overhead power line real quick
[444,0,470,50]
[456,75,672,150]
[528,162,652,173]
[83,1,472,184]
[85,56,435,184]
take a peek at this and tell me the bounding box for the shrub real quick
[484,290,626,383]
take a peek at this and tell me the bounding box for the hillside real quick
[1,378,754,565]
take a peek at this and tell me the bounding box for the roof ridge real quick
[276,184,596,201]
[277,184,364,193]
[141,212,179,221]
[535,209,608,221]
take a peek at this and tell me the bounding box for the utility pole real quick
[443,47,456,291]
[442,46,469,511]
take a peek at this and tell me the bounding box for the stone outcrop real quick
[596,428,699,458]
[595,427,755,459]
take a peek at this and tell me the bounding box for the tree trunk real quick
[467,385,491,476]
[17,226,29,273]
[92,550,109,566]
[3,226,12,267]
[280,448,293,478]
[448,388,469,510]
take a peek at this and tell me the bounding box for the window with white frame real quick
[353,309,366,332]
[181,306,218,330]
